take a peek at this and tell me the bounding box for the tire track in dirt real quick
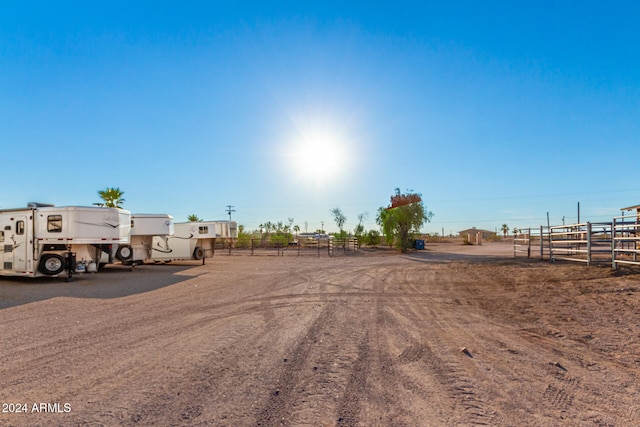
[365,290,432,426]
[399,261,640,426]
[255,263,386,426]
[377,265,502,425]
[334,333,369,427]
[255,298,370,426]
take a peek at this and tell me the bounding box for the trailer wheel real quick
[193,246,205,260]
[38,254,66,276]
[116,244,133,262]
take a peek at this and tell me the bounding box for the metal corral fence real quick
[212,237,359,257]
[612,215,640,268]
[549,222,612,266]
[514,219,640,269]
[328,238,359,257]
[513,227,551,259]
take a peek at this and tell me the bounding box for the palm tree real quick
[97,187,125,208]
[501,224,509,238]
[187,214,202,222]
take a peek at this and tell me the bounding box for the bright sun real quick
[291,133,345,185]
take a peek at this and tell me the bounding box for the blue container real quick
[414,239,425,250]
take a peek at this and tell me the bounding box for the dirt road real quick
[1,242,639,426]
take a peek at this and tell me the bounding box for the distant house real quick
[457,227,496,240]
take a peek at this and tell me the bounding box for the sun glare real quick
[291,133,345,185]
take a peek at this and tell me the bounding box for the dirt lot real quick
[1,241,639,426]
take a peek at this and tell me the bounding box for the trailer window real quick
[16,220,25,235]
[47,215,63,232]
[0,231,4,242]
[198,226,209,234]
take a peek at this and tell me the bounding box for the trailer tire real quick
[116,245,133,262]
[38,254,66,276]
[193,246,205,260]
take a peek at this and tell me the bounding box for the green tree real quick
[330,207,347,233]
[354,212,368,237]
[97,187,125,208]
[376,188,433,253]
[235,224,253,249]
[501,224,509,238]
[187,214,202,222]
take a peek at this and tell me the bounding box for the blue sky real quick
[2,1,639,235]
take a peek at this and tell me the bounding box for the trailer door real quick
[12,215,29,271]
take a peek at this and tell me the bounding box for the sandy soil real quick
[1,241,639,426]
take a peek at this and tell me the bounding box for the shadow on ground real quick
[0,263,200,310]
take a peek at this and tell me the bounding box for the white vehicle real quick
[151,220,238,262]
[114,213,174,265]
[0,203,131,278]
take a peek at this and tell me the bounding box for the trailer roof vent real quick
[27,202,55,208]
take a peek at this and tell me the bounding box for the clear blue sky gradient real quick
[2,1,639,234]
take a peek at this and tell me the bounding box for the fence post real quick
[540,226,544,260]
[612,218,617,269]
[549,227,554,263]
[587,222,592,266]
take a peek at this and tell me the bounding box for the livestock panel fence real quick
[213,237,359,257]
[515,218,640,269]
[328,238,359,257]
[513,226,551,259]
[549,222,612,266]
[612,215,640,268]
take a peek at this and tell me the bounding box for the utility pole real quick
[577,202,580,224]
[226,205,236,221]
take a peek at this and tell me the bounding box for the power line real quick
[225,205,236,221]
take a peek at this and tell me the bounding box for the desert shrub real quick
[332,230,349,240]
[363,230,381,246]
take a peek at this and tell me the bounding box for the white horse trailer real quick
[115,214,174,265]
[213,220,239,239]
[0,204,131,278]
[151,220,237,262]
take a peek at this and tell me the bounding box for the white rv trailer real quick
[0,204,131,278]
[151,220,238,262]
[114,213,174,265]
